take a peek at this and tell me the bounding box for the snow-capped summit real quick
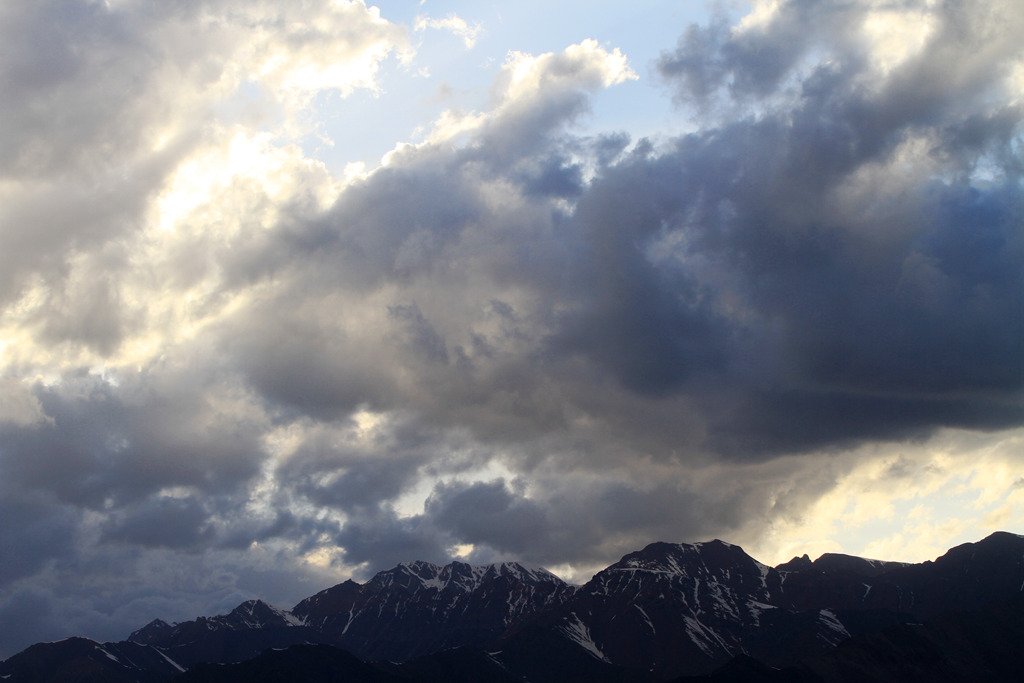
[367,559,564,595]
[592,539,780,603]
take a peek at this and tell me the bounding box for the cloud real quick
[1,0,1023,660]
[334,511,449,570]
[0,0,406,355]
[415,13,481,49]
[102,497,215,550]
[426,479,549,556]
[0,495,77,585]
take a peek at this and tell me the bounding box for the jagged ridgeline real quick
[2,532,1023,683]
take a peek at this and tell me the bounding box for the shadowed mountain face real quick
[290,560,577,662]
[493,539,852,681]
[772,531,1024,618]
[1,532,1022,683]
[0,637,186,683]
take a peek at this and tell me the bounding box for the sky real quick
[0,0,1022,659]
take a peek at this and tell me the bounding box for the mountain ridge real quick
[2,532,1022,682]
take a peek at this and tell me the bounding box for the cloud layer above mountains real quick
[0,0,1021,658]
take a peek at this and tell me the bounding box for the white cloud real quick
[415,13,482,48]
[497,39,637,104]
[859,8,936,77]
[239,1,411,104]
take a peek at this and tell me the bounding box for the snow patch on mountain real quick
[634,604,656,633]
[745,599,776,626]
[154,648,185,673]
[559,613,610,662]
[384,560,564,594]
[683,615,730,658]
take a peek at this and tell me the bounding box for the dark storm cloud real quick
[225,155,487,295]
[335,511,450,571]
[545,149,733,397]
[389,304,450,365]
[278,423,437,514]
[226,303,394,421]
[208,49,633,441]
[0,495,76,585]
[0,592,56,663]
[221,0,1022,463]
[657,1,850,105]
[0,372,265,508]
[514,154,585,198]
[412,473,760,570]
[632,0,1024,453]
[102,497,215,550]
[425,479,549,555]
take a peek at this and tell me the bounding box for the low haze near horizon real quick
[0,0,1022,659]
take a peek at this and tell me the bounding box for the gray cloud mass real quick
[0,0,1021,659]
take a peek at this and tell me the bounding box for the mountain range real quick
[2,531,1022,682]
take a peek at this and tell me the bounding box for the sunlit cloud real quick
[415,13,482,49]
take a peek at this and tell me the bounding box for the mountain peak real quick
[613,539,760,576]
[224,599,300,628]
[586,539,778,613]
[971,530,1024,550]
[478,560,563,585]
[127,618,175,645]
[776,554,812,572]
[370,559,565,595]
